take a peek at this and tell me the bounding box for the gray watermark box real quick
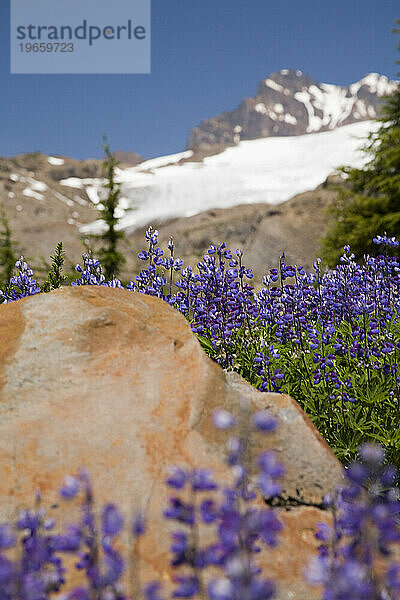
[11,0,151,74]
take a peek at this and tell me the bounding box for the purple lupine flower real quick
[72,253,106,286]
[226,437,244,467]
[21,572,46,600]
[258,452,285,479]
[359,442,385,465]
[170,531,190,567]
[132,512,146,537]
[101,544,125,585]
[213,409,236,430]
[314,522,332,543]
[373,233,399,247]
[386,564,400,592]
[172,575,200,598]
[252,411,278,433]
[253,509,283,547]
[307,443,400,599]
[0,524,15,549]
[102,504,124,537]
[0,257,41,303]
[53,525,82,552]
[207,406,283,600]
[164,498,195,526]
[191,469,218,492]
[200,500,219,524]
[67,588,91,600]
[208,578,234,600]
[144,582,164,600]
[0,554,15,587]
[257,452,284,498]
[16,509,42,531]
[166,467,188,489]
[59,475,80,499]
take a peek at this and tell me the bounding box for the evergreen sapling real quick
[0,204,17,289]
[96,136,127,281]
[42,242,67,292]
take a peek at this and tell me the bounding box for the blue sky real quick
[1,0,399,160]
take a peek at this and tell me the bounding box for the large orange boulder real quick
[0,286,343,599]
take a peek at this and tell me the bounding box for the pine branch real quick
[42,242,67,292]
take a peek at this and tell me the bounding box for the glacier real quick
[69,120,377,235]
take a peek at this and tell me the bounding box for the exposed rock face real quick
[2,152,105,181]
[187,70,397,153]
[113,150,144,166]
[0,286,343,599]
[0,153,99,277]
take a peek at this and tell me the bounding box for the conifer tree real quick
[322,21,400,266]
[0,204,17,286]
[97,136,126,280]
[42,242,67,292]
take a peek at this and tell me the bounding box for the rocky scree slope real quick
[0,151,144,276]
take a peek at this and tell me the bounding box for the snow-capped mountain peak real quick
[187,70,397,152]
[55,69,398,236]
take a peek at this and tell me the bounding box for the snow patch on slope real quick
[135,150,193,171]
[77,120,377,235]
[23,188,44,201]
[260,73,397,136]
[264,79,291,96]
[255,103,267,114]
[349,73,397,97]
[48,156,65,166]
[292,73,397,133]
[294,90,322,132]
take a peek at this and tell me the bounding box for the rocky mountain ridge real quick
[187,70,397,154]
